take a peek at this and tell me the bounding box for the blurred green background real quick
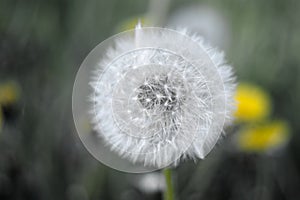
[1,0,300,199]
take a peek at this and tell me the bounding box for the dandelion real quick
[87,26,236,169]
[235,83,271,122]
[0,81,20,106]
[237,120,290,153]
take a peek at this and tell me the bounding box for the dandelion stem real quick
[163,168,174,200]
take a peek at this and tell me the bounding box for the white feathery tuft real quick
[90,27,236,168]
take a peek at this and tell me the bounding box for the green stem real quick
[163,168,174,200]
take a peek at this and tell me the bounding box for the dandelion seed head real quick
[73,27,236,172]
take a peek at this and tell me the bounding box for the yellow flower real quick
[237,120,290,152]
[115,16,147,32]
[234,83,271,122]
[0,81,20,106]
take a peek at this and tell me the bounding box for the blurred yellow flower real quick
[115,16,147,32]
[234,83,271,122]
[0,81,20,106]
[237,120,289,152]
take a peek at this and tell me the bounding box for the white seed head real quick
[78,27,236,171]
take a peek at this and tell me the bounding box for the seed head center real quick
[137,74,182,111]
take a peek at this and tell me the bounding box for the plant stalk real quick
[163,168,174,200]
